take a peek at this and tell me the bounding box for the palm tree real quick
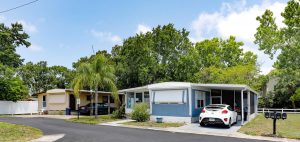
[72,54,119,118]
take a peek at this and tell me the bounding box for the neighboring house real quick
[35,89,124,114]
[262,76,279,96]
[119,82,259,124]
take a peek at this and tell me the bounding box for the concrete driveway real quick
[0,117,269,142]
[171,121,242,136]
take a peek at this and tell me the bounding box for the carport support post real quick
[247,91,251,121]
[241,90,244,125]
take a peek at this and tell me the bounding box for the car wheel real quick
[227,118,231,128]
[200,122,205,127]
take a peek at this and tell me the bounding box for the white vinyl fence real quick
[0,101,38,114]
[258,108,300,114]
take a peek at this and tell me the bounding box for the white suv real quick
[199,104,237,128]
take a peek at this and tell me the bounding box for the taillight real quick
[222,110,228,114]
[201,109,206,113]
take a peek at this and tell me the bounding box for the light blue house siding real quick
[151,89,190,117]
[191,89,211,117]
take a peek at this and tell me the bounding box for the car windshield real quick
[205,105,225,110]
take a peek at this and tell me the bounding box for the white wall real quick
[0,101,38,114]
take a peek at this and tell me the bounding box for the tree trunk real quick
[108,95,111,114]
[90,91,93,116]
[292,101,296,111]
[95,89,98,118]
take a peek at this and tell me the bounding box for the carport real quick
[194,84,259,125]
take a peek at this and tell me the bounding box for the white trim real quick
[149,90,153,114]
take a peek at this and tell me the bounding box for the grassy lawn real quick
[65,115,119,125]
[238,113,300,139]
[0,122,42,142]
[122,121,185,128]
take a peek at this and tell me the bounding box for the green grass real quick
[122,121,185,128]
[65,115,119,125]
[0,114,13,117]
[0,122,42,142]
[238,113,300,139]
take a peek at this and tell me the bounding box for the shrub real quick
[131,103,150,122]
[112,104,126,119]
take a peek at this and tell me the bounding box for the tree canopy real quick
[112,24,260,90]
[255,0,300,108]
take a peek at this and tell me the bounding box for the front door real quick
[69,94,76,110]
[211,96,222,104]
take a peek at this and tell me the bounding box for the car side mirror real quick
[282,113,287,120]
[264,112,270,118]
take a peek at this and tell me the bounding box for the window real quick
[153,90,186,104]
[144,92,150,104]
[195,91,206,108]
[86,95,91,101]
[42,95,46,108]
[127,92,134,108]
[227,106,234,111]
[135,93,143,103]
[103,96,108,103]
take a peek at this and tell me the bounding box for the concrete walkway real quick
[101,119,135,126]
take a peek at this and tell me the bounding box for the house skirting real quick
[150,115,193,123]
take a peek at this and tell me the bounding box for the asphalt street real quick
[0,117,269,142]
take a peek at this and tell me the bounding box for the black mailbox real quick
[264,112,270,118]
[270,112,275,119]
[276,113,281,119]
[282,113,287,119]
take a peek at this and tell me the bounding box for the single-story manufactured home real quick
[119,82,259,124]
[36,89,124,114]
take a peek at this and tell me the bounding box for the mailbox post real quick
[264,110,287,135]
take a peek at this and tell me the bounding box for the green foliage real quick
[112,24,260,90]
[255,0,300,108]
[291,88,300,102]
[111,104,126,119]
[0,64,28,102]
[131,103,150,122]
[0,23,30,68]
[18,61,73,95]
[112,24,192,88]
[72,53,119,106]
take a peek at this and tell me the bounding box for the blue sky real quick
[0,0,288,74]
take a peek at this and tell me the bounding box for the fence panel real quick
[0,101,38,114]
[258,108,300,114]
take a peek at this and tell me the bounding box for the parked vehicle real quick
[199,104,237,128]
[79,103,111,115]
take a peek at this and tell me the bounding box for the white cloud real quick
[28,44,43,52]
[17,20,38,33]
[91,29,122,43]
[136,24,151,34]
[190,0,286,74]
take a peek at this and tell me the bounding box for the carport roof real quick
[192,83,259,95]
[119,82,259,95]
